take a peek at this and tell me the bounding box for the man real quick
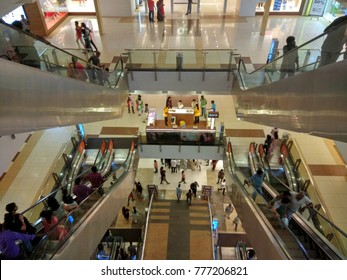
[185,0,193,15]
[286,191,313,221]
[224,203,234,219]
[319,15,347,67]
[248,169,264,200]
[85,166,104,194]
[190,181,199,197]
[73,178,91,204]
[88,51,103,84]
[217,169,225,184]
[200,95,207,118]
[148,0,155,22]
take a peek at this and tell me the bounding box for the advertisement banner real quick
[309,0,327,16]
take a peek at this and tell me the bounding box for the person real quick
[163,106,169,126]
[270,127,279,136]
[135,181,143,196]
[132,207,140,224]
[128,242,137,259]
[170,159,177,173]
[248,169,264,200]
[136,95,143,116]
[190,181,199,197]
[103,67,110,86]
[144,103,149,114]
[127,94,135,114]
[96,243,110,260]
[319,15,347,67]
[263,134,272,156]
[127,191,135,206]
[88,51,103,84]
[20,15,30,32]
[286,191,313,221]
[3,202,36,234]
[81,22,98,52]
[0,223,35,260]
[185,0,193,15]
[157,0,165,22]
[186,189,193,204]
[40,210,67,241]
[224,203,234,219]
[177,100,184,108]
[211,159,218,171]
[85,166,105,194]
[210,100,216,112]
[179,170,186,184]
[200,95,207,118]
[233,215,240,231]
[148,0,155,22]
[176,184,182,201]
[9,21,41,69]
[122,206,130,221]
[166,96,172,108]
[160,167,170,184]
[246,249,256,260]
[271,196,291,226]
[73,177,91,204]
[74,21,85,49]
[279,36,299,79]
[218,178,227,195]
[62,188,78,212]
[194,104,200,124]
[191,98,197,108]
[153,159,158,173]
[47,196,66,219]
[67,56,88,81]
[217,169,225,184]
[268,131,280,160]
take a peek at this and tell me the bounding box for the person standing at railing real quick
[319,15,347,67]
[279,36,299,80]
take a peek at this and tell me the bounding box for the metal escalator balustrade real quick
[27,141,135,259]
[236,20,347,90]
[244,141,346,259]
[0,21,124,89]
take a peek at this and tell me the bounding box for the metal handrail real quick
[140,192,155,260]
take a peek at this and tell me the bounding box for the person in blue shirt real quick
[210,100,216,112]
[248,169,265,200]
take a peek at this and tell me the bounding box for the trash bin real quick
[176,53,183,70]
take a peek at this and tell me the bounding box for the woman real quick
[157,0,165,22]
[40,210,67,241]
[280,36,299,79]
[74,21,85,49]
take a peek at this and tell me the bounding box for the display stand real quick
[147,109,156,126]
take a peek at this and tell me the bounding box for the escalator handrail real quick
[32,142,135,259]
[0,21,106,73]
[207,196,216,260]
[140,192,155,260]
[312,208,347,239]
[237,19,347,75]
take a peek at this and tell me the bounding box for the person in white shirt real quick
[177,100,184,108]
[287,191,313,221]
[170,159,177,173]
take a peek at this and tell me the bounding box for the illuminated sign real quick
[208,111,219,118]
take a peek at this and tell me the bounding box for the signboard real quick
[273,0,283,11]
[309,0,327,16]
[208,111,219,118]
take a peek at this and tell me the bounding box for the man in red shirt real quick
[148,0,155,22]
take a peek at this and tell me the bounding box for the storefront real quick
[255,0,306,15]
[2,1,97,37]
[303,0,346,20]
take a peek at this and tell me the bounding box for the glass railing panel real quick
[287,139,347,256]
[124,49,237,70]
[138,130,224,146]
[0,22,122,88]
[237,21,347,90]
[30,145,134,259]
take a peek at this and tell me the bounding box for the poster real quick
[309,0,327,16]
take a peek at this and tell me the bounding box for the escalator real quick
[225,141,346,259]
[0,21,125,136]
[234,20,347,143]
[24,141,136,259]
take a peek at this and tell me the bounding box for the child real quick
[103,67,110,86]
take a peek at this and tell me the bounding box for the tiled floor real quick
[0,10,347,258]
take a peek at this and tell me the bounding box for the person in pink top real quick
[40,210,67,241]
[74,21,85,49]
[148,0,155,22]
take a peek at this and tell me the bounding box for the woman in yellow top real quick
[194,104,200,124]
[163,106,169,126]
